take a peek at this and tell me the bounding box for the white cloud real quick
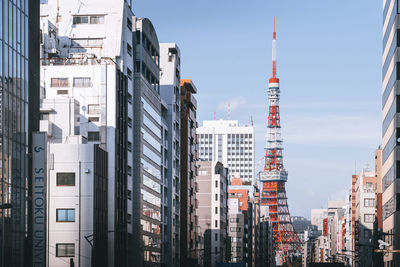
[217,96,247,112]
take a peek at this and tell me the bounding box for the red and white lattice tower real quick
[259,19,302,265]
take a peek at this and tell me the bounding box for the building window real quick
[128,189,132,200]
[128,166,132,176]
[364,214,375,223]
[56,173,75,186]
[215,233,218,241]
[128,141,132,152]
[127,18,132,30]
[127,43,133,56]
[127,214,132,224]
[88,117,99,122]
[73,16,89,24]
[88,131,100,141]
[128,117,132,127]
[51,78,69,87]
[230,218,239,223]
[128,93,133,104]
[215,194,218,201]
[88,104,101,114]
[230,227,241,232]
[90,15,104,24]
[56,243,75,257]
[73,15,104,25]
[127,68,133,79]
[215,180,218,188]
[73,77,92,87]
[364,198,375,207]
[215,220,218,227]
[57,90,68,95]
[215,207,218,214]
[56,209,75,222]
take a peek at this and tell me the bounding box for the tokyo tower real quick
[259,19,302,265]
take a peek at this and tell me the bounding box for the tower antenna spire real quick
[272,18,277,79]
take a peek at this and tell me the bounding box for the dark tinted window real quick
[56,173,75,186]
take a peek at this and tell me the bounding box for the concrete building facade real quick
[180,79,200,265]
[381,0,400,265]
[40,98,108,267]
[40,1,163,266]
[159,42,182,267]
[227,199,245,263]
[197,161,229,267]
[197,120,255,185]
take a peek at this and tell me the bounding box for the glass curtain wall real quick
[0,0,29,266]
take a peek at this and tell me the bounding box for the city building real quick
[40,1,163,266]
[227,198,245,263]
[40,98,108,267]
[0,0,40,266]
[228,178,254,266]
[197,161,229,267]
[131,16,163,266]
[311,209,328,232]
[180,79,200,266]
[352,170,378,267]
[159,42,182,267]
[381,0,400,265]
[197,120,255,185]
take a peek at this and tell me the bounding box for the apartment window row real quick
[230,227,241,232]
[228,133,253,139]
[73,15,105,25]
[51,77,92,87]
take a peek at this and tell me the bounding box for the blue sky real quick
[134,1,382,217]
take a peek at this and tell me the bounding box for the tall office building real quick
[0,0,40,266]
[382,0,400,265]
[180,79,200,265]
[159,42,182,267]
[131,17,163,267]
[197,120,255,185]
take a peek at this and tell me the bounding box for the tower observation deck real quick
[259,20,302,265]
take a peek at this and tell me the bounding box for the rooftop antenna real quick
[228,103,231,120]
[251,116,254,126]
[214,111,216,120]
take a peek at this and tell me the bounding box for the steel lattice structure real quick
[259,20,302,265]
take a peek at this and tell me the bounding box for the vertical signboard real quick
[323,218,328,236]
[32,132,47,266]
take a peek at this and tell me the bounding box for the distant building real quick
[197,120,255,185]
[197,161,229,267]
[227,199,245,263]
[311,209,328,232]
[352,171,378,267]
[228,178,254,266]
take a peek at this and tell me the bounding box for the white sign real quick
[32,132,47,267]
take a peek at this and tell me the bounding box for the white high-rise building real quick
[40,1,163,266]
[197,120,255,184]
